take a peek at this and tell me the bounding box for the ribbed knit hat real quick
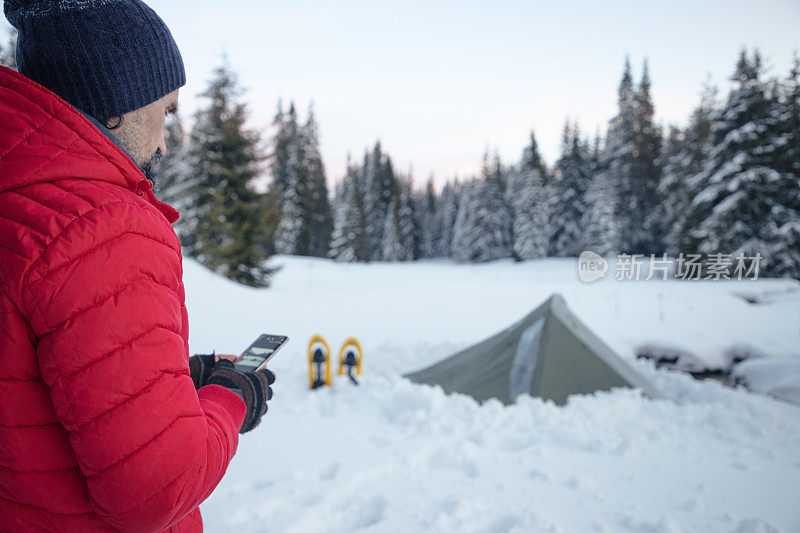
[4,0,185,121]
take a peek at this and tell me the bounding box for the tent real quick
[405,294,662,405]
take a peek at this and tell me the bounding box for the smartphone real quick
[234,334,288,372]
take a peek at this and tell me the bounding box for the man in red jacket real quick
[0,1,274,531]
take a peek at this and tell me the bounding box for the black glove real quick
[188,353,216,390]
[207,360,275,433]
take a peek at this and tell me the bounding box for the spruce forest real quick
[5,35,796,287]
[159,50,800,286]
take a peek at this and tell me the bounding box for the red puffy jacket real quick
[0,66,246,531]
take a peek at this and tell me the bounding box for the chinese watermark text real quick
[578,252,762,283]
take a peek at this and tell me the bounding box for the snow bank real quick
[203,361,800,532]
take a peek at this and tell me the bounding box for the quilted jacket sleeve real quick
[22,198,246,532]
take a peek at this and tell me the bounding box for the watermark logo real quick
[576,252,763,282]
[578,251,608,283]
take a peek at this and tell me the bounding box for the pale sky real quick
[4,1,800,188]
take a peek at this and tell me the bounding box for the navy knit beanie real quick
[4,0,186,121]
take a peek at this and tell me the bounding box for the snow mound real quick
[731,358,800,404]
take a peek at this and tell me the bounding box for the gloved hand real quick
[206,360,275,433]
[188,353,216,390]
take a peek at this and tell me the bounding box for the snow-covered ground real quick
[188,256,800,532]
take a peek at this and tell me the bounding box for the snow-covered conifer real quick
[452,154,512,263]
[507,131,550,260]
[658,82,717,254]
[435,181,460,258]
[272,103,307,256]
[592,59,637,254]
[380,199,403,261]
[183,60,275,286]
[329,160,368,262]
[416,177,439,259]
[581,168,619,256]
[269,103,332,257]
[359,142,396,261]
[303,106,332,257]
[396,177,417,261]
[631,60,663,253]
[550,122,592,256]
[681,49,800,277]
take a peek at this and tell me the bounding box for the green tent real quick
[405,294,662,405]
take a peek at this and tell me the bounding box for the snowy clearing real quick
[189,256,800,532]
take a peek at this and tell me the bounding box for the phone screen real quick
[235,334,288,372]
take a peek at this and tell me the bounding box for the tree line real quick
[322,50,799,277]
[3,34,796,285]
[161,50,797,286]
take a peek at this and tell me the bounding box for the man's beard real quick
[141,148,164,185]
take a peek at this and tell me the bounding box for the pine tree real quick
[330,143,413,261]
[777,53,800,176]
[360,144,381,259]
[396,176,417,261]
[416,177,439,259]
[681,49,800,277]
[272,103,306,255]
[507,131,550,260]
[631,60,663,252]
[451,178,478,263]
[183,60,275,286]
[303,106,333,257]
[656,125,685,253]
[595,58,637,254]
[581,164,619,256]
[434,180,460,257]
[550,121,592,256]
[379,174,417,262]
[659,82,717,254]
[360,142,396,261]
[268,102,332,257]
[380,197,403,261]
[451,153,512,263]
[771,53,800,276]
[329,159,368,262]
[269,102,290,194]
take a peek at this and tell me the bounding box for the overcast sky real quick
[5,1,800,187]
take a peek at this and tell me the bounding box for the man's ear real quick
[105,115,124,130]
